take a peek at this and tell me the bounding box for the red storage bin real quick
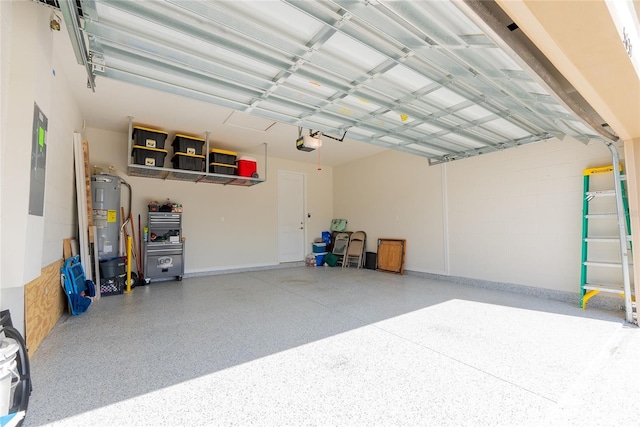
[237,156,257,177]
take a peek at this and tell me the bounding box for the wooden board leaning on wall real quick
[25,259,66,356]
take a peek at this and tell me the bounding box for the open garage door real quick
[53,0,611,165]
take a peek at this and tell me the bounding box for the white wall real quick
[0,0,12,308]
[42,14,84,268]
[334,138,619,293]
[0,1,83,332]
[85,127,334,274]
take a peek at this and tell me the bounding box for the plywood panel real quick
[25,259,66,356]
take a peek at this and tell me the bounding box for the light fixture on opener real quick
[305,135,322,149]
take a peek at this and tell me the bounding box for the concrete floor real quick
[24,267,640,426]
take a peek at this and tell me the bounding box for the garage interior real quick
[1,0,639,425]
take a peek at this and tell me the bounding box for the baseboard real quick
[184,261,306,278]
[405,270,624,312]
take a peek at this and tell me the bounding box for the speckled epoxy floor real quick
[24,267,640,426]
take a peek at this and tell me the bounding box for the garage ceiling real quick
[56,0,606,165]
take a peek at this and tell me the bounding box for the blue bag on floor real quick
[61,256,93,315]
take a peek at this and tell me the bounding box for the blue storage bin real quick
[315,252,327,266]
[312,243,327,253]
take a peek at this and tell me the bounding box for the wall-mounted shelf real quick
[126,117,266,187]
[127,164,264,186]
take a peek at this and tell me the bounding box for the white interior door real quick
[278,170,305,262]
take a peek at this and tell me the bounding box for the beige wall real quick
[335,137,620,293]
[496,0,640,303]
[334,149,446,274]
[446,138,615,290]
[497,0,639,142]
[85,127,334,273]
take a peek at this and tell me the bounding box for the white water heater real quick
[91,174,122,261]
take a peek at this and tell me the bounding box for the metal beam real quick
[59,0,95,90]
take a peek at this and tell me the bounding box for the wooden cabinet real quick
[376,238,406,275]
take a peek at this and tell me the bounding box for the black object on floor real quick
[365,252,377,270]
[0,309,31,422]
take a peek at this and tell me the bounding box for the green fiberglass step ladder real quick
[580,164,636,323]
